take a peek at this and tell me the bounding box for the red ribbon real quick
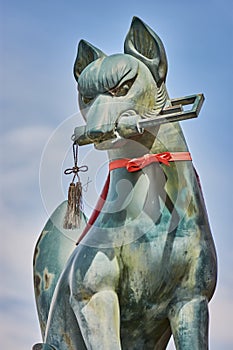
[109,152,192,172]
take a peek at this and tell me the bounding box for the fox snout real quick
[82,97,123,143]
[87,127,115,142]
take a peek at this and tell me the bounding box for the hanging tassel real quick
[63,143,88,229]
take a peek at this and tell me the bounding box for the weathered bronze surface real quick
[33,17,217,349]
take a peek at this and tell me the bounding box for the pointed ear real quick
[124,17,168,86]
[73,40,106,81]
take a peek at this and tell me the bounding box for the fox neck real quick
[107,122,189,162]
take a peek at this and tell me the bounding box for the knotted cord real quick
[63,143,88,229]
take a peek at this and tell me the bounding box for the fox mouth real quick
[72,109,144,148]
[94,134,128,150]
[93,110,143,149]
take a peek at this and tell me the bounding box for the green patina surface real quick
[33,201,87,339]
[33,17,217,350]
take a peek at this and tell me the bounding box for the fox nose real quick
[87,129,104,141]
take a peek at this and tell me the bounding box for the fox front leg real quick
[169,296,209,350]
[70,251,121,349]
[72,290,121,349]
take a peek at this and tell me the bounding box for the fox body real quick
[33,17,217,350]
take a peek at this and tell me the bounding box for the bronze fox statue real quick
[33,17,217,349]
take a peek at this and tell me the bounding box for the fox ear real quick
[73,40,106,81]
[124,17,168,86]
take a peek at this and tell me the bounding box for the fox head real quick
[73,17,168,146]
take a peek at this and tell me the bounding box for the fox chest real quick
[118,233,200,310]
[77,225,201,313]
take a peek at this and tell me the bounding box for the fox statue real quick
[33,17,217,350]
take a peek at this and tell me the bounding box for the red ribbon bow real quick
[109,152,192,172]
[126,152,172,172]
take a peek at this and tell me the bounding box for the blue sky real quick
[0,0,232,349]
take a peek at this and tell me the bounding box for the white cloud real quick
[0,209,46,349]
[210,286,233,344]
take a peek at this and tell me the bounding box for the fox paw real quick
[32,343,55,350]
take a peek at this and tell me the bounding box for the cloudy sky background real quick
[1,0,232,349]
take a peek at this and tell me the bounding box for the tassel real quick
[63,143,88,229]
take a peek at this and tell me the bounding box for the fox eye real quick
[81,95,93,104]
[109,77,136,97]
[115,83,130,97]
